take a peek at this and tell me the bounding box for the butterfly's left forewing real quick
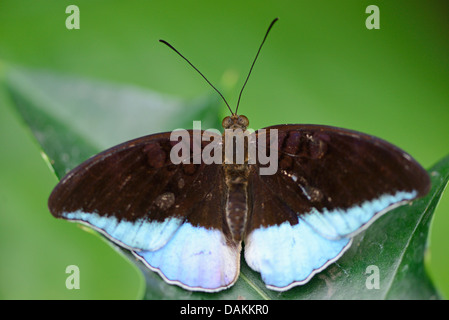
[49,130,241,292]
[244,124,430,290]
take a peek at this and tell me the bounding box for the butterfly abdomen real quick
[224,164,250,242]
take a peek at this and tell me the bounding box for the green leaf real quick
[5,64,447,300]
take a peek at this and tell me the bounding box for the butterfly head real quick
[222,114,249,130]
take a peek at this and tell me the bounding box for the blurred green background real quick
[0,0,448,299]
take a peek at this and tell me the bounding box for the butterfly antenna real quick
[159,39,234,115]
[235,17,278,115]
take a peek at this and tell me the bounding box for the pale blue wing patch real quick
[301,190,417,240]
[133,222,241,292]
[62,211,183,251]
[244,220,351,291]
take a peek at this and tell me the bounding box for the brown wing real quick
[246,124,430,239]
[48,130,233,251]
[243,124,430,291]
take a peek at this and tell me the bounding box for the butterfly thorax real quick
[221,114,251,242]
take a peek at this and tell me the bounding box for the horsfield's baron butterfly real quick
[48,18,430,292]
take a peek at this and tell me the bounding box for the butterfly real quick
[48,18,430,292]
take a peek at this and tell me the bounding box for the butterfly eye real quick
[238,115,249,127]
[222,116,233,128]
